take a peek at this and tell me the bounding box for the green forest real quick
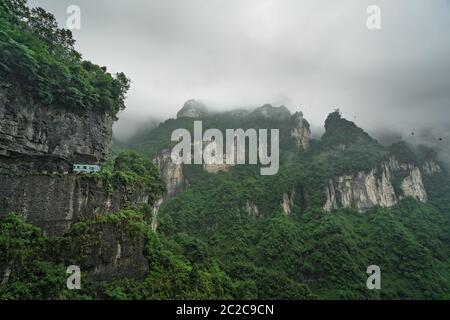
[0,0,130,116]
[2,111,450,299]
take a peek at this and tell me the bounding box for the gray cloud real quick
[29,0,450,143]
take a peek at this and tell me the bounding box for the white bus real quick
[73,164,101,174]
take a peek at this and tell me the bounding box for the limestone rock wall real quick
[323,157,435,212]
[69,222,149,281]
[281,189,295,215]
[0,174,149,236]
[291,111,311,150]
[0,94,113,173]
[153,149,184,199]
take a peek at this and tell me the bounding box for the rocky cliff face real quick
[323,157,438,213]
[150,149,185,231]
[291,111,311,150]
[0,175,151,281]
[281,189,295,215]
[245,201,260,218]
[151,198,164,232]
[0,95,113,173]
[0,175,150,236]
[0,173,152,280]
[203,140,236,173]
[176,99,207,119]
[153,149,184,199]
[422,159,442,175]
[68,222,149,281]
[0,93,152,281]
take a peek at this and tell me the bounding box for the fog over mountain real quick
[3,1,450,300]
[29,0,450,144]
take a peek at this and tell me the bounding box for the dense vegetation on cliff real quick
[0,0,129,116]
[2,107,449,300]
[109,108,450,299]
[2,196,449,299]
[96,151,166,203]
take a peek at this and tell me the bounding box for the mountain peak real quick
[251,104,291,120]
[322,109,376,148]
[176,99,207,119]
[324,109,345,132]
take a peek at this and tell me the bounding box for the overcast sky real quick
[29,0,450,143]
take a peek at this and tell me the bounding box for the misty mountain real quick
[1,1,449,301]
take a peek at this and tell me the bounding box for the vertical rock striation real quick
[291,111,311,150]
[0,95,113,173]
[323,156,434,212]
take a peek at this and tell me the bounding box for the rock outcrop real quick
[151,197,163,232]
[281,189,295,215]
[0,95,113,173]
[0,172,153,281]
[323,156,436,213]
[153,149,184,199]
[177,99,207,119]
[69,222,149,281]
[422,159,442,175]
[322,110,375,150]
[202,140,236,173]
[150,149,185,232]
[291,111,311,150]
[245,201,260,218]
[0,174,150,236]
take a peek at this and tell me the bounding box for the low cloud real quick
[29,0,450,142]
